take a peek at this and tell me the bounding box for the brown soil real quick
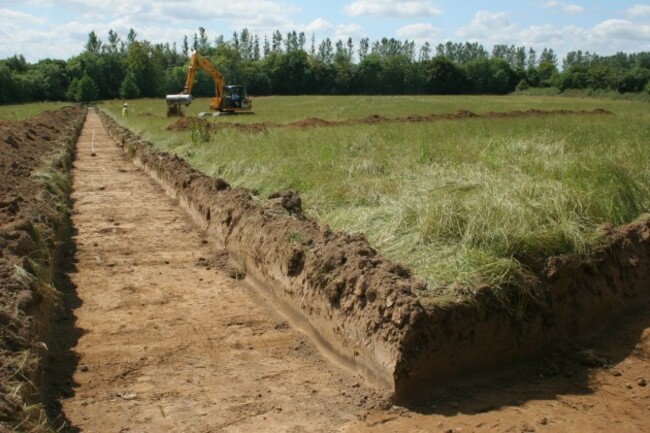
[166,108,612,134]
[350,301,650,432]
[0,106,84,430]
[50,111,383,432]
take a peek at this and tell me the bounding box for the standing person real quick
[122,103,129,117]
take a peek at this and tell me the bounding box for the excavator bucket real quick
[166,94,193,105]
[166,94,193,117]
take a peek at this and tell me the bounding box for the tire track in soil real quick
[57,111,377,432]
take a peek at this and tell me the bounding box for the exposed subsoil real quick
[50,111,383,432]
[349,299,650,433]
[0,106,83,430]
[167,108,612,133]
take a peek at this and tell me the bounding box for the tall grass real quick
[0,101,72,121]
[102,96,650,302]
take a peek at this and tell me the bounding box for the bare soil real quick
[50,111,382,432]
[350,300,650,433]
[167,108,612,133]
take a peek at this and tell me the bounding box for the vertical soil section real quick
[394,217,650,398]
[57,110,378,432]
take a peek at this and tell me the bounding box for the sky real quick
[0,0,649,63]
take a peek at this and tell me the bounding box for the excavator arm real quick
[181,51,225,105]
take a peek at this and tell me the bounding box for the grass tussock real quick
[102,96,650,304]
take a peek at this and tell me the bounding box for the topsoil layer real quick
[107,109,648,401]
[0,106,84,429]
[167,108,612,133]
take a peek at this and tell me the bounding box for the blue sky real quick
[1,0,649,62]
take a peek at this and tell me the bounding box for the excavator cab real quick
[222,85,250,110]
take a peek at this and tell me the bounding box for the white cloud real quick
[456,11,516,42]
[455,10,650,60]
[518,24,565,46]
[334,24,365,42]
[563,4,585,15]
[20,0,300,29]
[628,4,650,17]
[343,0,441,18]
[0,8,46,25]
[295,20,364,42]
[542,1,585,16]
[396,23,441,42]
[588,19,650,43]
[304,18,334,34]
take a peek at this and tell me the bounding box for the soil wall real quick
[396,219,650,396]
[99,110,650,401]
[0,106,85,430]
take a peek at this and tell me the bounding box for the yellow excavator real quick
[166,50,252,117]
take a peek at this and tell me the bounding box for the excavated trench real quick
[101,108,650,400]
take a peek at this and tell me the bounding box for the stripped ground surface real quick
[46,110,649,433]
[48,110,379,432]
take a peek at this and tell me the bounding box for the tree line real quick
[1,27,649,104]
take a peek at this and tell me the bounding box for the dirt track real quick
[47,110,649,432]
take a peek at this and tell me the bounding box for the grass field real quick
[103,95,650,304]
[0,101,72,121]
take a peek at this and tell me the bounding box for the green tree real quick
[616,69,649,93]
[268,50,311,94]
[85,31,102,54]
[66,77,80,101]
[29,59,69,100]
[464,58,517,94]
[381,55,411,94]
[0,65,18,103]
[5,54,28,73]
[317,38,334,64]
[125,41,162,97]
[76,74,99,102]
[358,38,369,61]
[537,48,559,86]
[421,57,466,94]
[119,71,140,99]
[333,54,355,94]
[355,54,383,94]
